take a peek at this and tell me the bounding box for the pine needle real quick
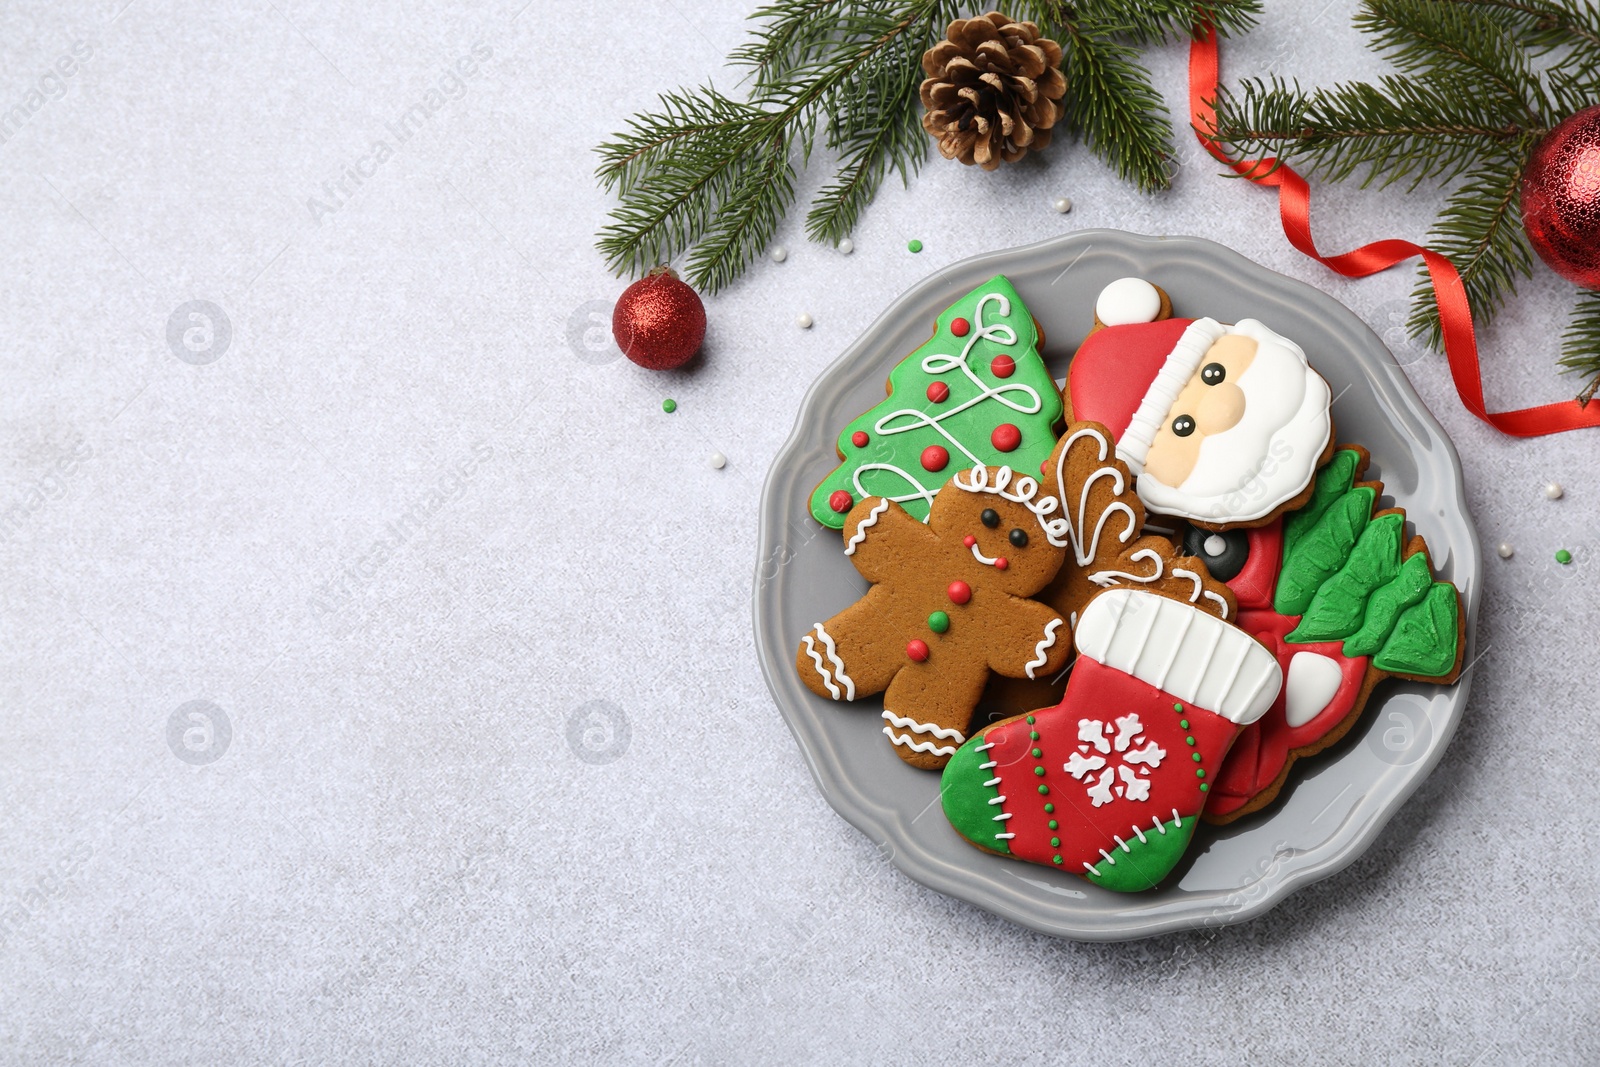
[1559,290,1600,405]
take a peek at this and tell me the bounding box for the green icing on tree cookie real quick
[1373,582,1460,677]
[1286,513,1403,643]
[1342,552,1433,658]
[1083,815,1197,892]
[808,275,1062,528]
[1274,486,1376,616]
[1281,448,1361,559]
[940,736,1011,855]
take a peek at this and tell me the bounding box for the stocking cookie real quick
[941,588,1280,890]
[1196,446,1467,823]
[1063,278,1334,529]
[809,275,1063,528]
[796,465,1072,769]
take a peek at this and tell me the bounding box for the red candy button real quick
[994,557,1009,570]
[921,445,949,472]
[906,640,930,662]
[947,580,971,604]
[950,317,970,337]
[828,490,853,513]
[991,423,1021,452]
[926,381,950,403]
[962,535,976,547]
[990,355,1015,378]
[850,430,869,448]
[1040,459,1050,475]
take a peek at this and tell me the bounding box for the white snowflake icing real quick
[1066,713,1166,808]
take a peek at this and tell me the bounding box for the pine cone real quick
[919,12,1066,171]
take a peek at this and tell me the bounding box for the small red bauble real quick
[991,423,1021,452]
[851,431,869,448]
[950,317,971,337]
[921,445,949,471]
[990,355,1015,378]
[612,267,707,370]
[947,580,972,604]
[906,639,930,662]
[1522,105,1600,288]
[926,381,950,403]
[828,490,853,513]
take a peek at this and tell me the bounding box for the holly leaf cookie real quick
[1189,446,1467,824]
[941,588,1281,890]
[1063,278,1335,530]
[809,275,1063,528]
[796,464,1073,770]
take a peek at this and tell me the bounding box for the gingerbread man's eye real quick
[1201,362,1226,386]
[980,508,1000,528]
[1172,414,1196,437]
[1008,528,1029,548]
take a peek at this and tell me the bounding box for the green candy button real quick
[928,611,950,633]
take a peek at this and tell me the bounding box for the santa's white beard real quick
[1136,319,1332,524]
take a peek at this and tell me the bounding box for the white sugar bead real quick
[836,238,853,254]
[770,246,787,263]
[1544,482,1564,500]
[1053,197,1073,214]
[709,452,727,469]
[795,313,813,329]
[1203,534,1228,557]
[1497,542,1514,559]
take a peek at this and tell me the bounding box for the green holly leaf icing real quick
[1274,485,1376,616]
[1287,513,1404,643]
[1341,552,1433,658]
[1281,448,1361,560]
[1373,582,1460,677]
[808,275,1062,528]
[1083,814,1197,892]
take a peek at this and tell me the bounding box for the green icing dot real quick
[1192,752,1202,762]
[662,398,677,413]
[1038,785,1050,795]
[1034,766,1046,777]
[1052,855,1062,864]
[1179,719,1188,729]
[1050,837,1060,847]
[928,611,950,633]
[1173,703,1183,712]
[907,239,923,253]
[1031,747,1042,758]
[1200,783,1209,792]
[1026,716,1036,724]
[1043,803,1054,813]
[1048,820,1058,830]
[1196,769,1206,778]
[1030,731,1039,740]
[1557,549,1573,564]
[1186,736,1196,746]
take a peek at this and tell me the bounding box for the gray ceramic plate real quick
[752,230,1479,941]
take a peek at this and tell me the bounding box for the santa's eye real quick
[1172,415,1196,437]
[981,508,1000,528]
[1008,528,1029,548]
[1201,362,1226,385]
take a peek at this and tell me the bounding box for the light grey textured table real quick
[1,1,1595,1062]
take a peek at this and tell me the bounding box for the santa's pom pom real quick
[1095,277,1163,326]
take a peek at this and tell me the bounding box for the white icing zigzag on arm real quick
[1024,618,1064,679]
[861,292,1044,516]
[880,710,966,742]
[843,498,890,556]
[802,623,855,701]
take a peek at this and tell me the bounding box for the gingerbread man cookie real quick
[796,464,1072,770]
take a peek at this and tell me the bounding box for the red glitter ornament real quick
[612,266,707,370]
[1522,106,1600,289]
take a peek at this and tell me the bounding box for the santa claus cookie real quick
[809,275,1062,528]
[941,588,1280,890]
[796,464,1072,770]
[1063,278,1334,530]
[1189,446,1466,823]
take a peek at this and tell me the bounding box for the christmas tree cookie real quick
[941,588,1280,890]
[1186,446,1467,824]
[809,275,1062,528]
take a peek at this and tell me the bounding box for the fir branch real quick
[1448,0,1600,54]
[1019,0,1262,43]
[1559,290,1600,405]
[1059,23,1175,191]
[1405,151,1535,345]
[1357,0,1550,125]
[733,0,851,89]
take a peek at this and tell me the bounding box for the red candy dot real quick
[926,381,950,404]
[994,557,1009,570]
[990,355,1016,378]
[850,430,869,448]
[906,639,930,662]
[950,317,971,337]
[828,490,853,513]
[947,580,971,604]
[921,445,949,472]
[1040,460,1050,475]
[962,535,976,547]
[991,423,1021,452]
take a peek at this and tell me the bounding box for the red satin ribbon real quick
[1189,24,1600,436]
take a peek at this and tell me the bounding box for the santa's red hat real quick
[1067,278,1227,476]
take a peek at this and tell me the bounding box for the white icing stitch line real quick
[802,623,855,700]
[1025,618,1065,679]
[843,498,889,556]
